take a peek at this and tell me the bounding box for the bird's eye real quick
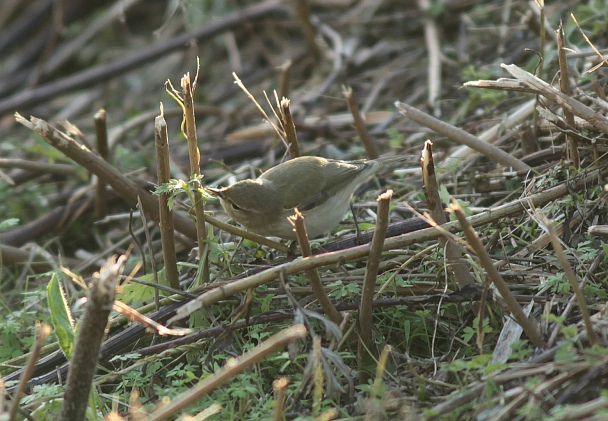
[231,203,240,211]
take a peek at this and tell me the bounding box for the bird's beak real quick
[205,187,225,199]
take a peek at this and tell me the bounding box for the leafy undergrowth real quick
[1,1,608,420]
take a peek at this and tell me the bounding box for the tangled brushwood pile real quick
[2,1,608,419]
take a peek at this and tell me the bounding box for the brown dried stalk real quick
[154,108,180,290]
[421,140,474,287]
[60,255,127,421]
[450,201,544,349]
[358,190,392,385]
[280,98,300,158]
[273,378,289,421]
[9,323,51,420]
[557,22,580,168]
[289,209,342,325]
[344,86,378,159]
[93,109,108,219]
[181,73,209,284]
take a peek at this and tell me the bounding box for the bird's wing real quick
[282,160,367,211]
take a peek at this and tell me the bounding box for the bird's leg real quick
[350,202,363,245]
[287,240,299,257]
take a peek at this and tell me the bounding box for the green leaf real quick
[117,275,156,305]
[47,273,75,359]
[0,218,19,232]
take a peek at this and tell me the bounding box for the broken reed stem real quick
[289,209,342,325]
[557,21,580,168]
[421,140,474,286]
[154,107,180,290]
[272,377,289,421]
[147,325,306,421]
[9,323,51,420]
[541,215,596,345]
[450,200,545,349]
[94,109,108,219]
[358,190,392,385]
[344,86,378,159]
[181,73,209,284]
[280,98,300,158]
[60,255,127,421]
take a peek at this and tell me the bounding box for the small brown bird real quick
[206,155,406,240]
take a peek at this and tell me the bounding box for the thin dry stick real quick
[289,209,342,325]
[233,72,288,148]
[358,190,392,385]
[417,0,442,115]
[147,325,306,421]
[540,215,596,345]
[154,107,180,290]
[60,255,127,421]
[395,102,531,172]
[207,213,288,252]
[0,158,75,175]
[450,201,545,349]
[94,109,108,219]
[170,164,608,323]
[421,140,474,286]
[557,21,580,168]
[181,73,209,284]
[344,86,378,159]
[8,323,51,420]
[280,98,300,158]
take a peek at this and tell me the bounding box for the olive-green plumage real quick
[207,155,406,240]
